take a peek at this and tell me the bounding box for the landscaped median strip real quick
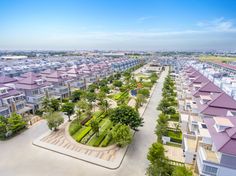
[32,63,161,169]
[146,70,192,176]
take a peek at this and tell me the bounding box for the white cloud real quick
[197,17,236,32]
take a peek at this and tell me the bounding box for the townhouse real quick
[176,65,236,176]
[0,75,32,117]
[0,57,143,117]
[15,72,52,112]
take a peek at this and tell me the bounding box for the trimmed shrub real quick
[87,119,112,146]
[81,116,92,125]
[89,131,107,147]
[100,132,112,147]
[74,126,91,142]
[167,130,182,144]
[69,120,82,135]
[80,129,95,144]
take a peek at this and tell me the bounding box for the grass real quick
[142,82,154,88]
[167,130,182,144]
[166,142,181,148]
[199,55,236,63]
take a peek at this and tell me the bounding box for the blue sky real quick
[1,0,236,51]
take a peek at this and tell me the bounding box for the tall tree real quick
[44,111,64,131]
[0,116,7,139]
[71,90,84,102]
[50,98,60,112]
[135,94,147,110]
[112,123,132,147]
[146,142,171,176]
[77,99,88,112]
[86,92,97,103]
[61,102,75,121]
[109,105,143,130]
[7,113,26,133]
[42,98,52,112]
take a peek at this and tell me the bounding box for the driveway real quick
[0,67,168,176]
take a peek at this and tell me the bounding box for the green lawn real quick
[165,142,181,148]
[200,55,236,62]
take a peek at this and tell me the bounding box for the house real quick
[44,70,72,99]
[0,85,31,117]
[15,72,51,111]
[197,116,236,176]
[176,65,236,172]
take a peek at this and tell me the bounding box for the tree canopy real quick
[172,166,192,176]
[44,111,64,131]
[71,90,84,102]
[112,123,132,147]
[109,105,143,130]
[61,102,75,121]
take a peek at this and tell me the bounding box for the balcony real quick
[26,94,44,104]
[199,147,219,164]
[197,147,220,176]
[183,134,197,153]
[72,81,85,88]
[54,86,69,94]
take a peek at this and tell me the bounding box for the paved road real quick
[0,68,168,176]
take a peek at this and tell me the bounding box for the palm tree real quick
[85,103,93,118]
[75,109,82,122]
[99,99,110,113]
[135,94,146,110]
[91,120,99,137]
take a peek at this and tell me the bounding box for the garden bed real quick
[69,114,114,147]
[167,130,182,144]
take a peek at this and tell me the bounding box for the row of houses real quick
[0,58,142,117]
[191,62,236,100]
[176,65,236,176]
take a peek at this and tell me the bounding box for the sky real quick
[1,0,236,51]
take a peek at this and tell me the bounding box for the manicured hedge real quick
[88,131,107,147]
[170,137,182,144]
[74,126,91,142]
[69,120,82,135]
[81,116,92,125]
[87,119,112,146]
[80,129,95,144]
[167,130,182,144]
[85,111,104,126]
[100,132,112,147]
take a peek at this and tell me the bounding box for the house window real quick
[203,165,218,176]
[32,90,38,95]
[0,109,10,116]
